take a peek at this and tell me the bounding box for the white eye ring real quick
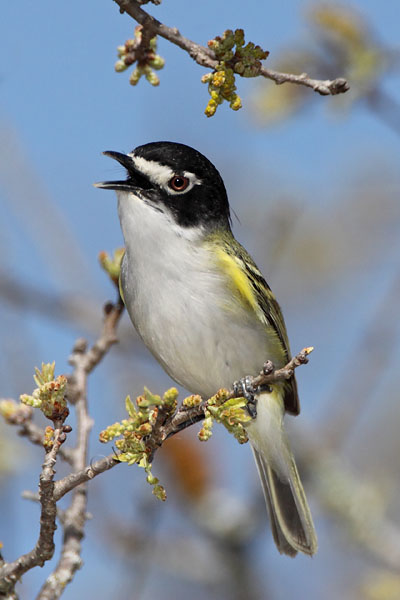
[169,175,190,192]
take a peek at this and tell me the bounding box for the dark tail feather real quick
[252,448,317,557]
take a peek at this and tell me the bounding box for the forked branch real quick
[53,347,314,501]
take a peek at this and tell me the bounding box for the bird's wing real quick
[215,235,300,415]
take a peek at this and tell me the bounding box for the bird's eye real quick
[169,175,190,192]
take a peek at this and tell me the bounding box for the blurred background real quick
[1,1,400,598]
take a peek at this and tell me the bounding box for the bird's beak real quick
[94,151,139,191]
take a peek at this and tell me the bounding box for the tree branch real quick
[67,298,125,395]
[0,427,63,595]
[36,300,124,600]
[0,299,124,598]
[158,346,314,443]
[53,347,313,500]
[259,67,349,96]
[114,0,349,96]
[54,454,120,501]
[0,404,74,463]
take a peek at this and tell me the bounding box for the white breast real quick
[118,191,271,398]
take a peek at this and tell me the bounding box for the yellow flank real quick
[216,247,262,318]
[118,273,125,305]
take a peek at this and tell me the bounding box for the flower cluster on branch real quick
[201,29,269,117]
[113,0,349,116]
[20,362,69,423]
[99,388,180,500]
[115,25,165,86]
[97,347,314,501]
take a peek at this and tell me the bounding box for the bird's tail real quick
[246,388,317,557]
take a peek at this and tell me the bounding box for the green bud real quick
[145,68,160,86]
[20,393,42,409]
[201,73,213,84]
[234,62,245,75]
[129,67,142,86]
[146,473,159,485]
[115,60,128,72]
[234,29,245,47]
[98,248,124,284]
[198,415,214,439]
[163,387,179,409]
[153,484,167,501]
[221,50,234,62]
[0,399,21,421]
[150,55,165,70]
[182,394,202,408]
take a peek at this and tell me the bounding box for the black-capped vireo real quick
[96,141,317,557]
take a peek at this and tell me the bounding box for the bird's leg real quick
[233,376,258,418]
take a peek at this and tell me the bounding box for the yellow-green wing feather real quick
[212,233,300,415]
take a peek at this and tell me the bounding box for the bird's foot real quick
[233,376,257,418]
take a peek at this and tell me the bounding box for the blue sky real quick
[1,1,400,598]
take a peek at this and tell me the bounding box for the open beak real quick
[94,151,139,191]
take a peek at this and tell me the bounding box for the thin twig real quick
[243,346,313,390]
[18,420,74,464]
[114,0,349,95]
[54,454,120,501]
[67,298,125,389]
[37,300,124,600]
[0,402,73,463]
[0,427,63,596]
[259,67,349,95]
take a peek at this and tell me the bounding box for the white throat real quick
[117,190,203,261]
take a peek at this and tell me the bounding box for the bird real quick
[95,141,317,557]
